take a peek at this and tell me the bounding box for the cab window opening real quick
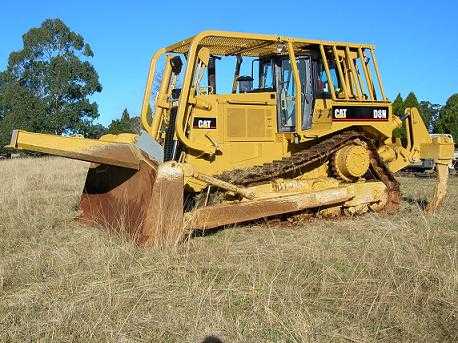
[317,60,341,98]
[192,54,276,95]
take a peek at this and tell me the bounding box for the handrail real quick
[287,42,302,131]
[345,46,363,100]
[319,45,336,100]
[357,47,375,100]
[369,47,387,101]
[174,33,213,153]
[140,48,166,135]
[226,99,276,105]
[150,56,173,140]
[175,31,224,154]
[332,46,349,99]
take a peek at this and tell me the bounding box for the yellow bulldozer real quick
[7,31,455,246]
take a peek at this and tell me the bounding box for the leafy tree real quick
[419,101,441,132]
[0,18,102,153]
[392,93,403,116]
[434,93,458,143]
[403,92,420,109]
[76,121,107,139]
[107,108,140,135]
[393,92,423,142]
[0,74,46,151]
[392,93,404,139]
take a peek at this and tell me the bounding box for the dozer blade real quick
[80,160,184,246]
[8,130,185,246]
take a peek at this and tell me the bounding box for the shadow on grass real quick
[189,215,307,240]
[190,226,228,239]
[201,336,224,343]
[403,196,428,210]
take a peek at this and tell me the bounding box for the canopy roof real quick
[165,30,375,57]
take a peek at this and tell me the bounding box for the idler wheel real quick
[332,144,370,182]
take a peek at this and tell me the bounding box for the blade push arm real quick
[7,130,143,169]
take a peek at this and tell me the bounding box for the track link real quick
[218,130,400,213]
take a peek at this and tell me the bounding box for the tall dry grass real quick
[0,157,456,342]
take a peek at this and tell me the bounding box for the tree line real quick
[392,92,458,142]
[0,19,139,155]
[0,19,457,157]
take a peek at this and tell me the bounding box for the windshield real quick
[259,59,274,89]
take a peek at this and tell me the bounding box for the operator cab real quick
[230,53,319,131]
[143,32,388,162]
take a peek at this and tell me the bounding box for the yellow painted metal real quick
[181,91,285,184]
[186,185,355,230]
[380,107,454,174]
[318,181,388,217]
[100,133,137,144]
[357,47,375,100]
[7,31,455,228]
[140,47,166,135]
[333,144,370,181]
[332,46,349,99]
[354,62,366,99]
[296,162,329,180]
[175,40,209,153]
[344,181,387,208]
[11,31,451,187]
[339,58,352,97]
[421,135,455,164]
[377,145,396,163]
[164,30,375,57]
[7,130,142,169]
[270,177,339,195]
[369,47,386,100]
[6,30,458,246]
[287,42,302,130]
[151,56,173,140]
[425,163,449,212]
[345,46,363,100]
[186,179,388,230]
[178,96,399,185]
[139,31,394,156]
[181,163,255,199]
[319,44,336,100]
[197,47,210,66]
[339,52,353,99]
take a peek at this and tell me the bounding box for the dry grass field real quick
[0,157,456,342]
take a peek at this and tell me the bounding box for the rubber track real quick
[218,130,400,212]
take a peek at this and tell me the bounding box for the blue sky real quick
[1,0,457,125]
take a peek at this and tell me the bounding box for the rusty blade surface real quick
[143,162,184,247]
[79,160,158,244]
[79,160,185,246]
[8,130,186,246]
